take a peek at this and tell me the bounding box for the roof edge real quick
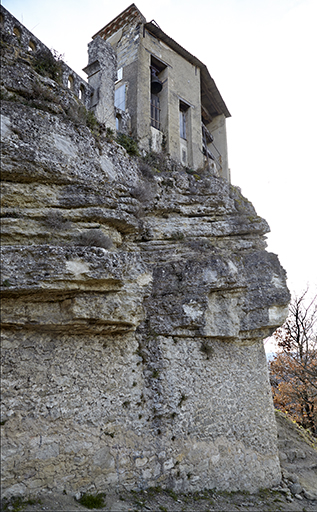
[144,22,231,118]
[92,3,146,40]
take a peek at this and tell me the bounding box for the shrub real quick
[1,496,42,512]
[76,229,113,249]
[105,127,115,142]
[77,493,106,509]
[32,48,63,83]
[170,231,184,241]
[138,160,153,179]
[86,110,99,132]
[116,132,140,156]
[131,182,153,202]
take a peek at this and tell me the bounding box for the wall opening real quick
[28,40,36,52]
[150,94,160,130]
[116,67,123,83]
[116,113,122,131]
[150,55,167,132]
[115,84,126,111]
[79,85,85,101]
[13,26,21,39]
[179,100,191,166]
[67,75,74,90]
[179,101,189,140]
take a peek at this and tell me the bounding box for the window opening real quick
[67,75,74,90]
[115,84,126,111]
[116,67,123,82]
[28,40,36,52]
[151,94,161,130]
[79,85,85,101]
[13,27,21,39]
[116,114,122,131]
[179,101,189,140]
[149,56,167,131]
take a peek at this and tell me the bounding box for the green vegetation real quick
[32,48,63,83]
[116,132,140,156]
[76,492,106,509]
[167,489,178,501]
[2,496,42,512]
[85,110,99,132]
[170,231,185,241]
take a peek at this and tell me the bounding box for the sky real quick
[3,0,317,300]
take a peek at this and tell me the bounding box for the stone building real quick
[84,4,230,179]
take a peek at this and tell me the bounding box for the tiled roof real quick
[93,3,145,40]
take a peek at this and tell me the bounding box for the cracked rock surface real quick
[0,11,292,499]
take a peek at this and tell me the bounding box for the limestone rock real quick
[0,6,290,499]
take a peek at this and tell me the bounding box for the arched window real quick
[28,40,36,52]
[13,27,21,39]
[79,85,85,101]
[116,113,122,131]
[67,75,74,90]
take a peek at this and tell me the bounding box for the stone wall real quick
[0,6,93,109]
[0,7,290,499]
[84,36,117,130]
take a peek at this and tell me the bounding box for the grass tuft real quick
[76,493,106,509]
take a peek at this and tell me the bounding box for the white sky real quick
[3,0,317,299]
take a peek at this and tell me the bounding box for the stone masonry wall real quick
[0,8,290,499]
[0,6,93,108]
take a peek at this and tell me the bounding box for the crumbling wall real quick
[0,6,92,107]
[84,36,116,129]
[0,7,290,499]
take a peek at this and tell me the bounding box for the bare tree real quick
[270,289,317,436]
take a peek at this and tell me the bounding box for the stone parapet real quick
[0,5,93,108]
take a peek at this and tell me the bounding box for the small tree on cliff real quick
[269,289,317,436]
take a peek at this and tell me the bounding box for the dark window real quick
[151,94,161,130]
[179,101,189,140]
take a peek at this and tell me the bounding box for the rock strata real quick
[0,6,290,499]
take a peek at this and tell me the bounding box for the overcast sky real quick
[3,0,317,298]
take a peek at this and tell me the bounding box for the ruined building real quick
[0,4,290,500]
[84,4,230,179]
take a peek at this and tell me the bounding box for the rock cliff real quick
[0,7,290,498]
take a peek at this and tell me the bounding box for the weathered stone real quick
[290,483,303,495]
[303,489,317,500]
[0,5,290,499]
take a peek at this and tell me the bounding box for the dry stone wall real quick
[0,7,290,499]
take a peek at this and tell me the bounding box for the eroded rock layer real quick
[0,9,290,497]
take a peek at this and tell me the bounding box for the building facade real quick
[85,4,231,180]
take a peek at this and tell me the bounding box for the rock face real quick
[0,7,290,498]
